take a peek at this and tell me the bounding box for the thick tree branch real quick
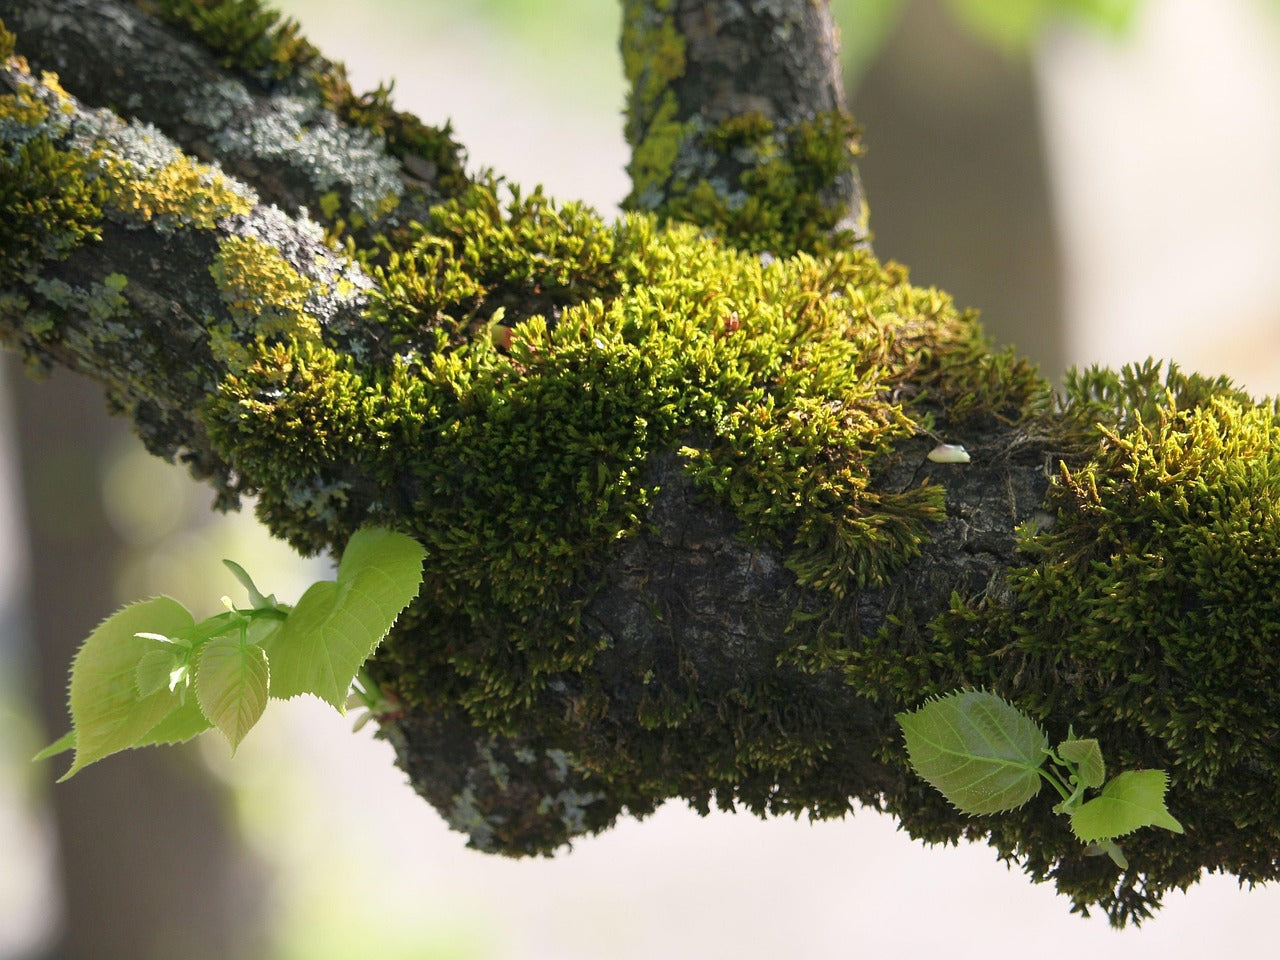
[0,54,375,502]
[3,2,1279,928]
[0,0,466,229]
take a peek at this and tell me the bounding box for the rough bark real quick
[4,0,1279,928]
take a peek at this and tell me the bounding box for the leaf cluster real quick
[898,690,1183,870]
[37,527,425,777]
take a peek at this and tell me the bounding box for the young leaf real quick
[195,635,270,752]
[262,527,425,710]
[1057,736,1106,788]
[61,597,197,779]
[223,559,279,610]
[1089,838,1130,870]
[134,644,183,699]
[33,730,76,761]
[897,689,1048,815]
[1069,769,1184,843]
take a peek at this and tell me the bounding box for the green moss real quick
[208,234,322,368]
[620,0,689,212]
[0,136,107,285]
[619,2,862,255]
[662,111,864,257]
[0,19,16,62]
[143,0,321,80]
[202,184,1017,727]
[363,182,623,355]
[840,361,1280,924]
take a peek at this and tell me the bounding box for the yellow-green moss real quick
[619,2,862,255]
[208,234,322,367]
[0,18,15,61]
[0,136,107,285]
[204,182,1280,924]
[98,149,252,230]
[838,361,1280,924]
[663,110,864,257]
[203,184,1022,726]
[362,182,623,355]
[620,0,690,212]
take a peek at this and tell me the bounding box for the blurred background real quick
[3,0,1279,956]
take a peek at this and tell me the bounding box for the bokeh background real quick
[3,0,1280,956]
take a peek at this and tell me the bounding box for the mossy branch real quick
[0,49,380,504]
[621,0,869,254]
[4,3,1280,929]
[0,0,469,235]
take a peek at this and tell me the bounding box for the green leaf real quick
[262,528,425,711]
[61,597,197,779]
[223,558,280,610]
[134,644,183,698]
[1057,736,1106,788]
[195,635,270,752]
[1090,838,1129,870]
[131,694,212,748]
[897,689,1048,815]
[1069,770,1185,844]
[33,730,76,761]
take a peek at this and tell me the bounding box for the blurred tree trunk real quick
[852,0,1064,374]
[11,361,267,960]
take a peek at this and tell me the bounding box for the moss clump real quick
[363,182,624,356]
[659,110,864,257]
[204,183,1030,732]
[846,362,1280,924]
[0,19,16,62]
[208,234,322,368]
[0,136,107,285]
[144,0,321,80]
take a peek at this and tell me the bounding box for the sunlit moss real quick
[144,0,321,80]
[98,146,253,231]
[209,235,323,368]
[0,136,107,285]
[659,111,864,256]
[203,183,1030,725]
[851,361,1280,924]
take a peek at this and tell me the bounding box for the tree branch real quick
[1,0,467,228]
[621,0,868,253]
[3,2,1279,927]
